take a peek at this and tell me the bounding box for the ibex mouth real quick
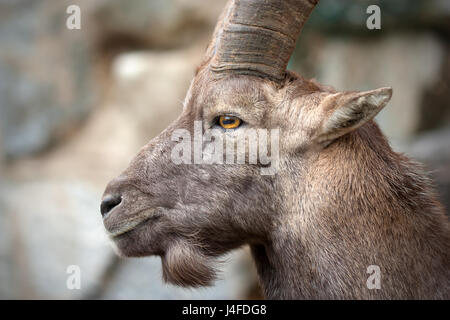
[105,208,163,238]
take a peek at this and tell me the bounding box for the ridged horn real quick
[206,0,319,82]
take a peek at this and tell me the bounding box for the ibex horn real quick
[206,0,319,82]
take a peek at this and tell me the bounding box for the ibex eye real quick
[218,115,242,129]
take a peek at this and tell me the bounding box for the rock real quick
[0,0,97,159]
[405,126,450,166]
[400,126,450,212]
[307,0,450,33]
[0,179,113,299]
[109,48,203,141]
[417,50,450,132]
[93,0,225,51]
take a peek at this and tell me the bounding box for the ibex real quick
[101,0,450,299]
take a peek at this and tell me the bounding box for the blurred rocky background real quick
[0,0,449,299]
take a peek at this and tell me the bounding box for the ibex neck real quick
[252,122,449,299]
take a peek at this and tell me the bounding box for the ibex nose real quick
[101,194,122,217]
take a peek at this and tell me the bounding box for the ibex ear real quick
[316,87,392,144]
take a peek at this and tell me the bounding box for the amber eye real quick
[218,115,242,129]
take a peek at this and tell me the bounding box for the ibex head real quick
[101,0,392,288]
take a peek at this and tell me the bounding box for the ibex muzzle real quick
[101,0,450,299]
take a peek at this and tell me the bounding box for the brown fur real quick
[102,70,449,299]
[101,0,449,299]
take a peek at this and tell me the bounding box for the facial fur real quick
[102,71,324,286]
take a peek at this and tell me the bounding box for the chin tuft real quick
[161,241,218,287]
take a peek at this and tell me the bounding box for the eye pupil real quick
[219,115,241,129]
[222,118,235,125]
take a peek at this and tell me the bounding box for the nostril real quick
[101,194,122,217]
